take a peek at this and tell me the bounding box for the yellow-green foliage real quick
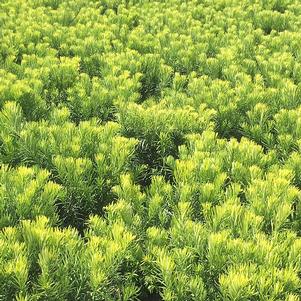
[2,0,301,300]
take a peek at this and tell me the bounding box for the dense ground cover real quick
[2,0,301,299]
